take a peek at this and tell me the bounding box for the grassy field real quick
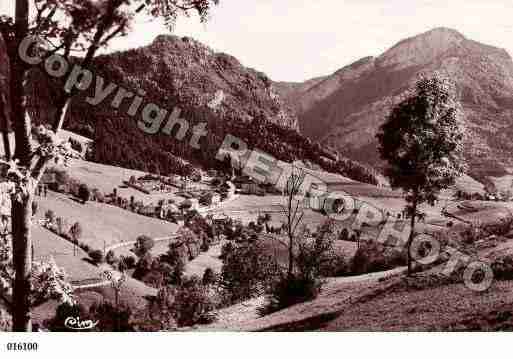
[33,225,102,282]
[60,159,213,205]
[37,191,178,251]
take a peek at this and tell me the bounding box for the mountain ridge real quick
[275,27,513,178]
[0,32,379,184]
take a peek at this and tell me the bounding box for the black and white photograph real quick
[0,0,512,355]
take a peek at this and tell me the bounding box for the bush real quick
[119,255,137,270]
[133,235,155,257]
[339,228,349,241]
[351,241,407,275]
[92,188,104,203]
[81,243,90,254]
[46,302,89,332]
[106,250,118,265]
[220,242,279,305]
[202,268,217,285]
[491,254,513,280]
[266,275,322,313]
[160,244,187,285]
[55,217,70,236]
[89,250,104,264]
[219,242,234,260]
[78,183,91,204]
[44,209,55,223]
[172,276,217,327]
[89,302,133,332]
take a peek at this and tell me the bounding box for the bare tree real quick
[279,166,305,279]
[4,0,220,331]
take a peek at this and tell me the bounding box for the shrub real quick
[92,188,104,203]
[351,241,407,274]
[81,243,90,254]
[491,254,513,280]
[55,217,70,236]
[44,209,55,223]
[220,242,279,305]
[89,302,133,332]
[339,228,349,241]
[219,242,234,260]
[160,243,187,285]
[266,275,323,313]
[461,222,485,245]
[132,253,154,281]
[89,250,104,264]
[202,268,216,285]
[106,250,118,265]
[172,276,217,327]
[133,235,155,257]
[78,183,91,204]
[46,302,89,332]
[119,255,137,270]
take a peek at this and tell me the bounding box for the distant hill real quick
[0,30,379,185]
[275,27,513,180]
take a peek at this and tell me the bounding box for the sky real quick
[1,0,513,82]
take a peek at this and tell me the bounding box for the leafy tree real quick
[220,242,279,304]
[172,276,217,327]
[133,235,155,258]
[376,74,466,275]
[2,0,220,331]
[132,252,153,281]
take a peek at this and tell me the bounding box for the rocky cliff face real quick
[276,27,513,177]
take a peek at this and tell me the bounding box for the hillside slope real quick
[0,32,377,184]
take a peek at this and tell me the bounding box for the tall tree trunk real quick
[11,194,34,332]
[407,191,418,276]
[13,0,31,165]
[0,94,11,160]
[287,231,294,279]
[0,31,12,160]
[11,0,32,332]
